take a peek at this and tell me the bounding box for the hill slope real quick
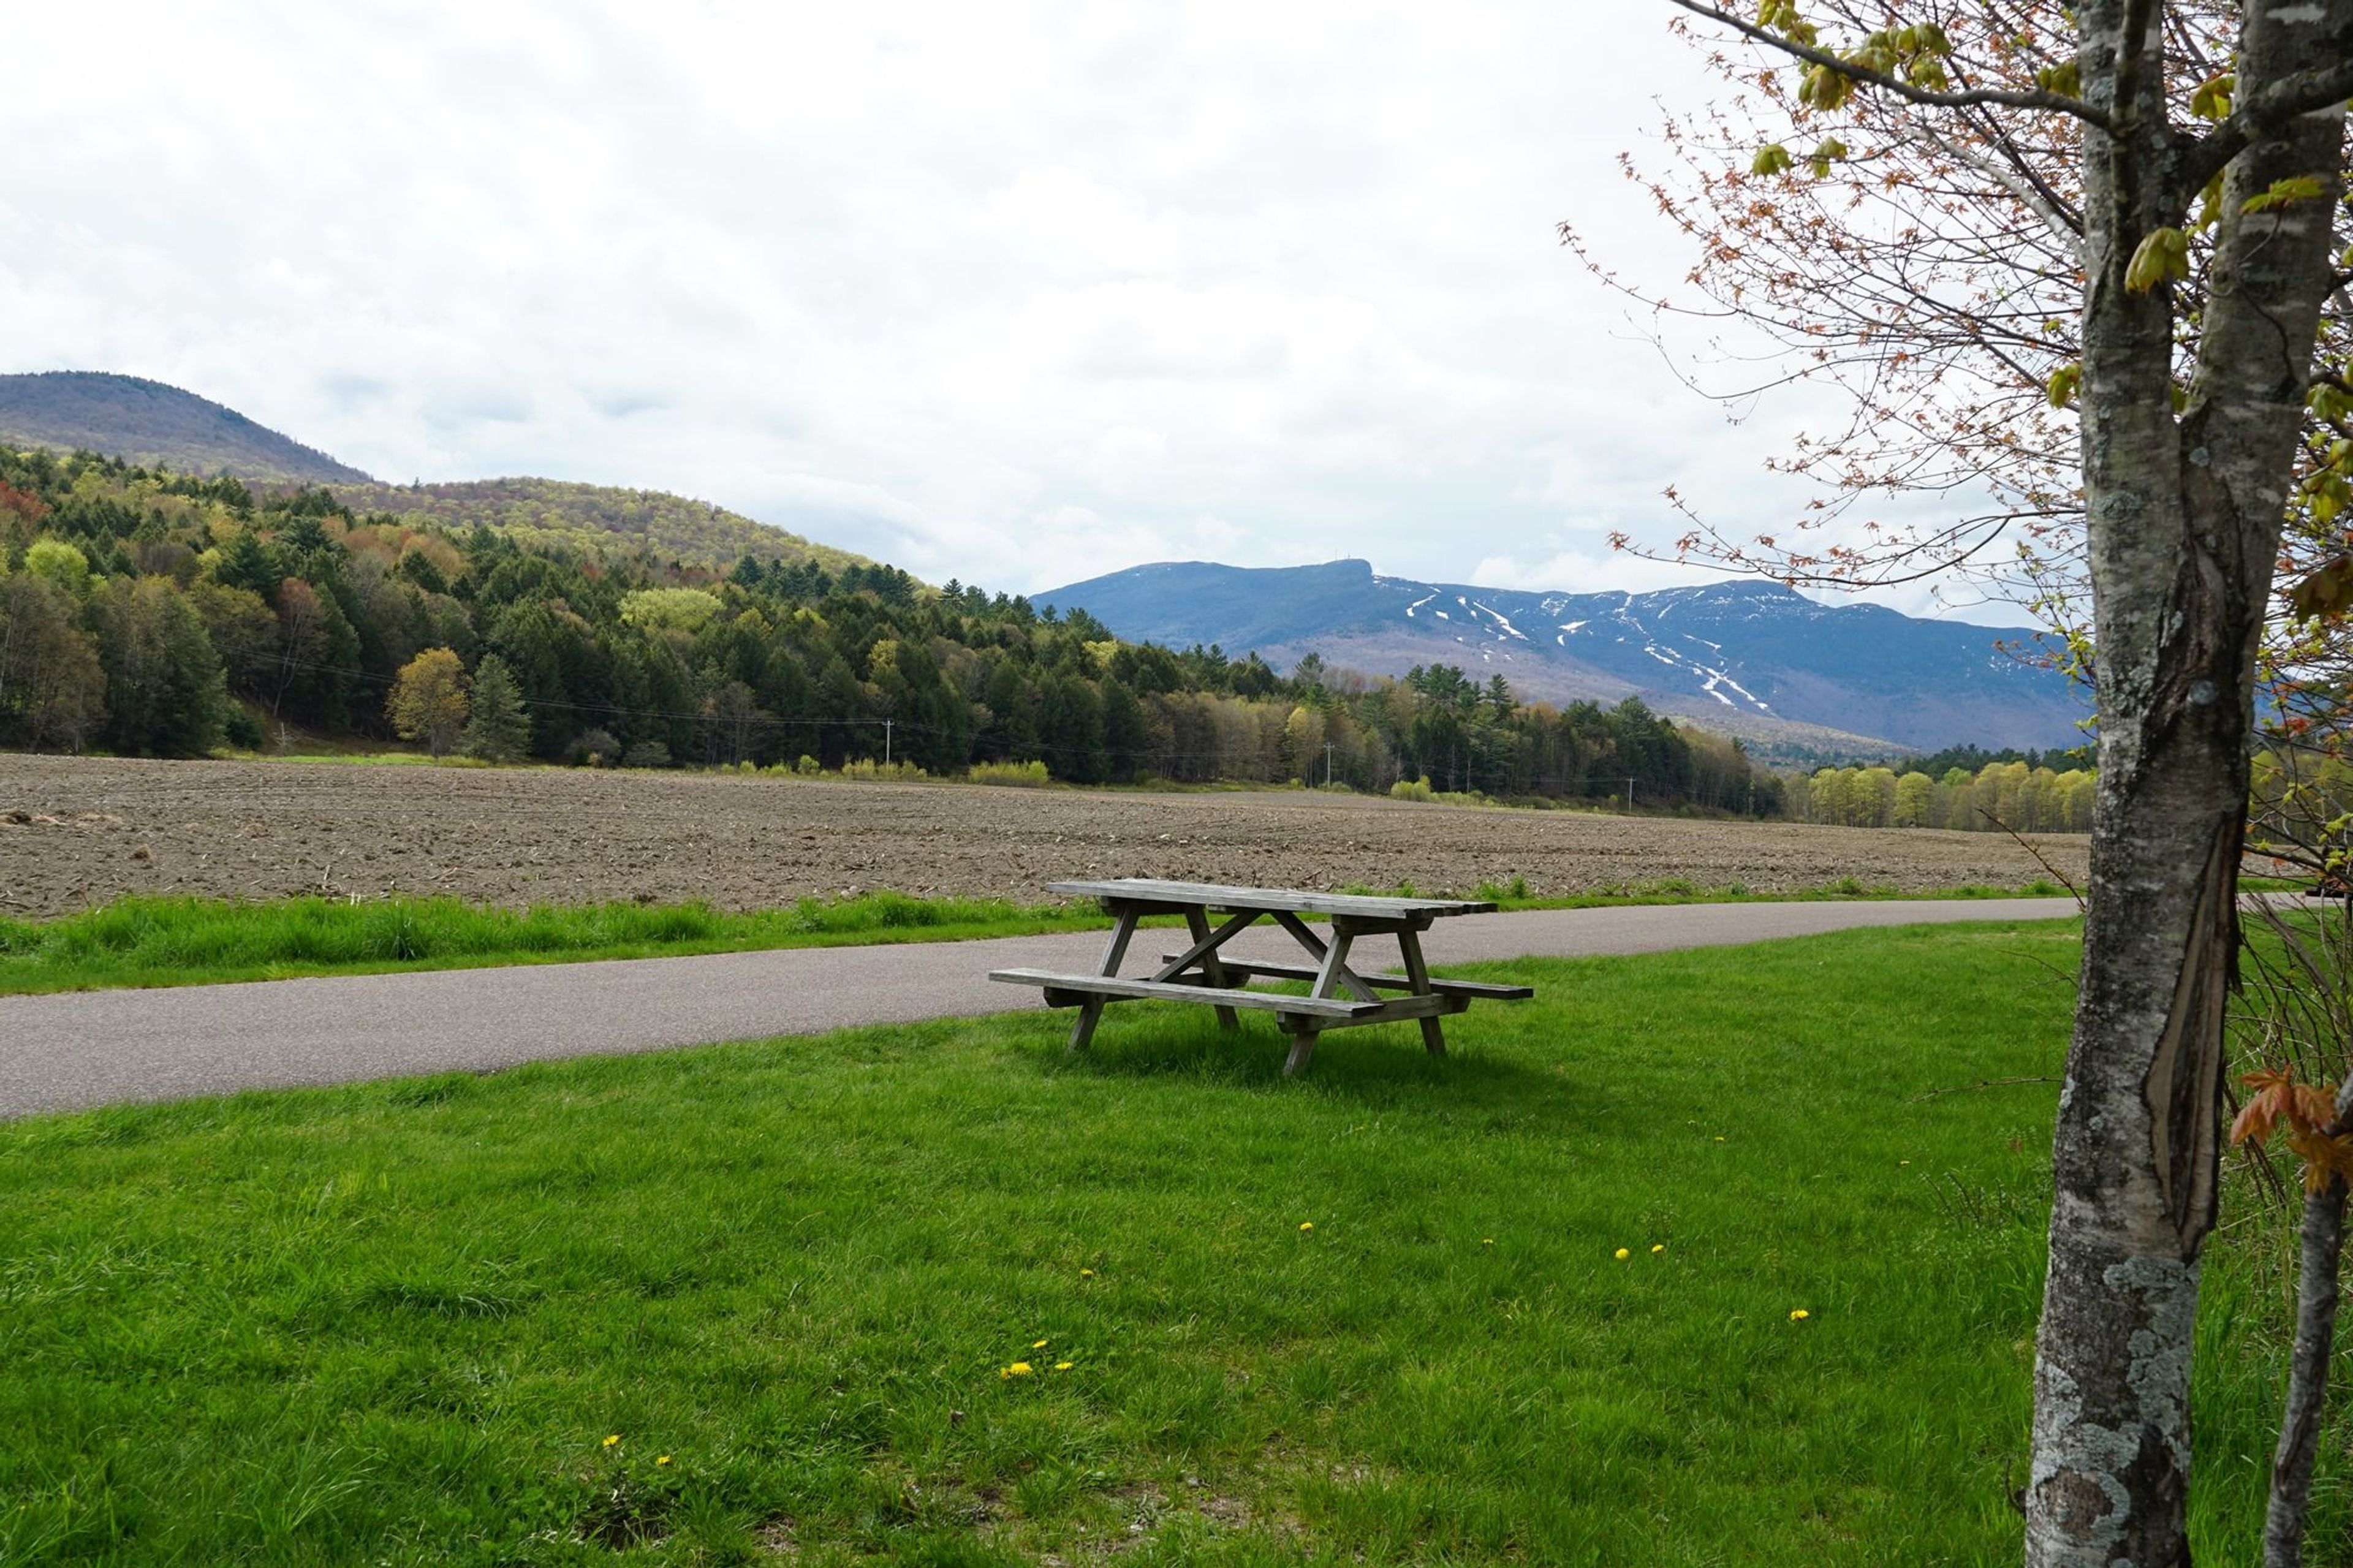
[322,479,873,575]
[0,372,371,484]
[0,372,872,574]
[1042,558,2088,752]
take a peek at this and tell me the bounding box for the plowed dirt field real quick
[0,756,2090,919]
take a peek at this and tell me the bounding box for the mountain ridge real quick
[1041,558,2086,752]
[0,371,371,485]
[0,371,870,574]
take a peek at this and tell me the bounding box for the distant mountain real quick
[0,371,371,484]
[1041,558,2088,752]
[0,372,873,575]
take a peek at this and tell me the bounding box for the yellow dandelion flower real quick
[1714,1135,1726,1143]
[656,1455,672,1466]
[1299,1221,1314,1232]
[1899,1159,1911,1166]
[1008,1361,1034,1376]
[1055,1361,1073,1371]
[603,1434,621,1448]
[1482,1238,1495,1246]
[1080,1268,1095,1277]
[1034,1339,1050,1349]
[1789,1309,1810,1321]
[1613,1247,1630,1260]
[1651,1244,1665,1254]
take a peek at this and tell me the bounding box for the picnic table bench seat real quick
[1168,955,1534,1001]
[989,877,1533,1075]
[986,967,1452,1020]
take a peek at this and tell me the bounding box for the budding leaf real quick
[2045,363,2082,409]
[2192,174,2224,233]
[2189,74,2234,121]
[1751,143,1793,176]
[2124,227,2189,293]
[2243,175,2330,214]
[1800,62,1856,110]
[2036,59,2081,98]
[1807,137,1848,176]
[2288,555,2353,622]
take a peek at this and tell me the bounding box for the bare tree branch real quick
[1663,0,2117,131]
[2186,55,2353,189]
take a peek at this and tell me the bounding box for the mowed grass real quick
[0,922,2332,1565]
[0,893,1107,995]
[0,882,2075,996]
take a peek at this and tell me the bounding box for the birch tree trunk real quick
[2025,2,2351,1561]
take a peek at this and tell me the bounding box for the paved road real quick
[0,898,2077,1119]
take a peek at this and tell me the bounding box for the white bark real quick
[2024,1,2351,1562]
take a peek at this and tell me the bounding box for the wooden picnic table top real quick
[1046,877,1496,921]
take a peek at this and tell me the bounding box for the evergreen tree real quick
[214,530,281,596]
[461,654,530,762]
[86,577,226,756]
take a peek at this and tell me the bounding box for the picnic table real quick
[990,878,1533,1075]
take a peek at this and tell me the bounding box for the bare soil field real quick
[0,756,2089,920]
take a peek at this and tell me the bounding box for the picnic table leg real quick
[1396,926,1447,1056]
[1282,1024,1319,1077]
[1183,907,1241,1032]
[1069,904,1140,1053]
[1311,929,1356,999]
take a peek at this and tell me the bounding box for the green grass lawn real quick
[0,893,1108,995]
[0,881,2076,996]
[0,921,2331,1565]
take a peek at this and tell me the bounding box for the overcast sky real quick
[2,1,2011,618]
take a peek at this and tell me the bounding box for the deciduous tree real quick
[0,574,105,751]
[1607,2,2353,1559]
[387,647,469,758]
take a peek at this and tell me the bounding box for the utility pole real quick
[1626,776,1636,814]
[1324,741,1335,787]
[883,718,893,767]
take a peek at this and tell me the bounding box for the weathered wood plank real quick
[994,969,1373,1017]
[1067,904,1140,1053]
[1177,906,1243,1032]
[1397,926,1449,1057]
[1151,909,1259,985]
[990,969,1457,1023]
[1048,879,1493,920]
[1159,955,1534,1001]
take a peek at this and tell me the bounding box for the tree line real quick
[0,446,1783,814]
[1787,759,2096,833]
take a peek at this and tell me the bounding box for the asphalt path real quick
[0,897,2077,1119]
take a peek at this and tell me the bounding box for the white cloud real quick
[0,0,2021,621]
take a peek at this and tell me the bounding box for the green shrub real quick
[839,758,928,782]
[968,760,1051,787]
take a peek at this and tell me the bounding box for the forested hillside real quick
[0,445,1781,814]
[324,479,873,577]
[0,373,369,485]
